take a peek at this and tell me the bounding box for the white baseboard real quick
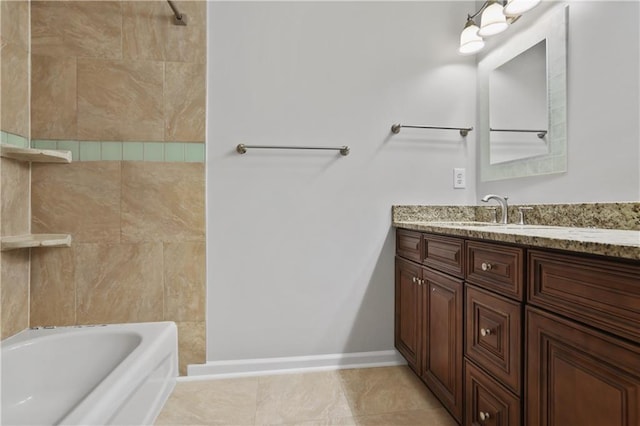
[183,350,407,381]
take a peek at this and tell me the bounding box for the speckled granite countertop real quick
[392,203,640,261]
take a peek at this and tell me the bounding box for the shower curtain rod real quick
[167,0,187,26]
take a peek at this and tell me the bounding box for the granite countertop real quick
[393,220,640,261]
[392,203,640,260]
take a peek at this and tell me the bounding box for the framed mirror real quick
[479,5,567,181]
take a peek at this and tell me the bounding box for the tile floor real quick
[155,366,456,426]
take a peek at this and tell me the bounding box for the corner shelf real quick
[1,143,73,252]
[1,234,72,251]
[1,144,72,163]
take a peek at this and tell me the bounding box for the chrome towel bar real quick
[236,144,350,156]
[391,124,473,137]
[490,128,548,139]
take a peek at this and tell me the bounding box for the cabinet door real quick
[527,307,640,426]
[395,256,422,374]
[421,267,463,423]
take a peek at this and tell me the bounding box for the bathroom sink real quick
[428,221,496,227]
[428,222,556,230]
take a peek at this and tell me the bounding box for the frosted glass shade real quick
[459,21,485,55]
[478,2,509,37]
[504,0,541,16]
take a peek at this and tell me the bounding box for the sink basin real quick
[427,222,555,230]
[428,221,496,227]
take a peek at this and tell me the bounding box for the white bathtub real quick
[1,321,178,426]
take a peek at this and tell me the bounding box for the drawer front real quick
[466,241,524,301]
[465,285,522,395]
[396,229,422,263]
[423,234,465,278]
[528,250,640,343]
[465,359,521,426]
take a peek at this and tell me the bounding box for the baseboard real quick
[183,350,407,381]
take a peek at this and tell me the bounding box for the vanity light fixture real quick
[459,18,485,55]
[458,0,540,55]
[504,0,542,16]
[478,0,509,37]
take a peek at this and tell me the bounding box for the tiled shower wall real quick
[1,0,32,339]
[1,1,206,375]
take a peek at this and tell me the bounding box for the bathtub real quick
[1,321,178,425]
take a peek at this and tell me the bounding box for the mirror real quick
[490,39,548,164]
[479,5,567,181]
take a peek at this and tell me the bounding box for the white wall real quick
[206,1,477,362]
[477,1,640,203]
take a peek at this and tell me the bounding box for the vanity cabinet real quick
[395,226,640,426]
[395,229,464,423]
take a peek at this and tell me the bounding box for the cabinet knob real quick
[412,277,417,284]
[479,411,491,421]
[481,262,493,271]
[480,328,493,337]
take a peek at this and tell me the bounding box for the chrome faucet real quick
[481,194,509,224]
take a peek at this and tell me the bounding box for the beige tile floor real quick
[155,366,457,426]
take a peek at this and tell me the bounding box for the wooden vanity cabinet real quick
[395,229,464,423]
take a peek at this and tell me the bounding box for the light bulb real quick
[459,19,484,55]
[503,0,541,16]
[478,1,509,37]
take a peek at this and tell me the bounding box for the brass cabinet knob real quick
[481,262,493,271]
[480,328,493,337]
[479,411,491,421]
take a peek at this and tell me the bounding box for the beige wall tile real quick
[1,158,30,236]
[121,1,167,62]
[31,162,121,243]
[164,242,205,322]
[176,321,205,376]
[155,376,258,425]
[31,55,78,140]
[77,59,164,141]
[1,249,30,339]
[75,242,164,324]
[164,62,206,142]
[30,247,76,327]
[1,42,29,137]
[121,162,204,242]
[122,0,205,64]
[1,0,29,50]
[31,1,122,59]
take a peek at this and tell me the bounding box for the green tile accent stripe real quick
[0,131,29,148]
[7,138,205,162]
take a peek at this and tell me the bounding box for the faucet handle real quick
[517,206,533,225]
[484,206,498,223]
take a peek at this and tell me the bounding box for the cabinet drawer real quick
[466,241,524,300]
[465,359,521,426]
[423,234,464,278]
[528,250,640,343]
[465,285,522,395]
[396,229,422,263]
